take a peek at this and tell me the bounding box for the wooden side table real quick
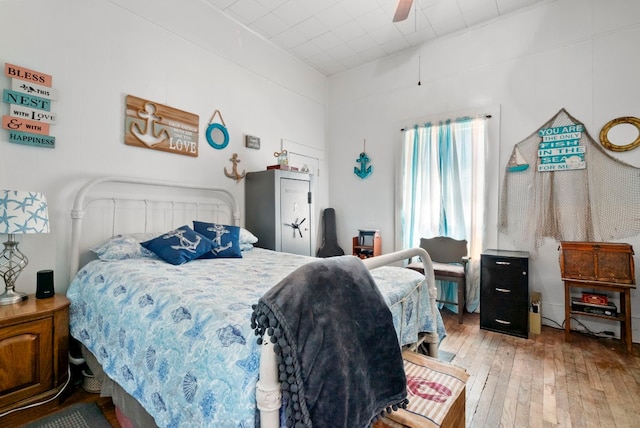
[559,241,636,353]
[0,295,70,414]
[563,279,634,353]
[353,230,381,259]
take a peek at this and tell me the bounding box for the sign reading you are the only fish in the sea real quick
[125,95,199,157]
[537,124,586,172]
[2,63,57,148]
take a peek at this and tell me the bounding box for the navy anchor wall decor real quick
[354,139,372,179]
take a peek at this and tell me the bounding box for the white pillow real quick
[239,228,258,245]
[91,235,159,261]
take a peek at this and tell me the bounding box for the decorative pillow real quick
[240,243,254,251]
[193,221,242,259]
[128,232,163,242]
[91,235,159,261]
[140,226,214,265]
[240,227,258,245]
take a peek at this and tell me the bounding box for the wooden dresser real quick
[559,241,636,352]
[0,295,69,413]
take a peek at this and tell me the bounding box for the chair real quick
[407,237,469,324]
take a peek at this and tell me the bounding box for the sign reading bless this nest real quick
[2,63,57,148]
[125,95,199,157]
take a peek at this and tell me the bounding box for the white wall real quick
[328,0,640,341]
[0,0,329,294]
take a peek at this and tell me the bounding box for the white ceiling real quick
[205,0,549,76]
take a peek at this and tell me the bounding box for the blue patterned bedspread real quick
[67,249,445,427]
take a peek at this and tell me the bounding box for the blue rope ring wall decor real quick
[206,122,229,149]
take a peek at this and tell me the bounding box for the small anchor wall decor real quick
[224,153,246,182]
[354,139,372,179]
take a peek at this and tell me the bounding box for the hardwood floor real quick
[439,310,640,428]
[5,309,639,427]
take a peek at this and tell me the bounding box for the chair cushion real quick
[432,262,465,278]
[406,262,465,278]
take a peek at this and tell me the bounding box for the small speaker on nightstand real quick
[36,269,55,299]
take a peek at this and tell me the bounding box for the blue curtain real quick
[401,117,486,313]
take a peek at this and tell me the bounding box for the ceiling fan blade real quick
[393,0,414,22]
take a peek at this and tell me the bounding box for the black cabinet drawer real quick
[481,255,528,297]
[480,271,527,302]
[480,297,528,338]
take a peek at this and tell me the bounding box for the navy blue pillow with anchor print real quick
[140,225,214,265]
[193,221,242,259]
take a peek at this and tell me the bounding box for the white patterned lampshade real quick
[0,190,50,234]
[0,190,50,305]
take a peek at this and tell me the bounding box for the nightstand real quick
[0,294,70,414]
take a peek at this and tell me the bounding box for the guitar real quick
[316,208,344,258]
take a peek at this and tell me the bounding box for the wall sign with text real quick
[2,63,57,148]
[537,124,586,172]
[125,95,199,157]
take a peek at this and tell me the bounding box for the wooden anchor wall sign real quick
[354,139,372,179]
[224,153,246,182]
[125,95,199,157]
[206,109,229,150]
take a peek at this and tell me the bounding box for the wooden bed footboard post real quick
[256,334,281,428]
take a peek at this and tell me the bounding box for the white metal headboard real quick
[69,176,240,277]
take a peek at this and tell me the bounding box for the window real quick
[399,116,487,313]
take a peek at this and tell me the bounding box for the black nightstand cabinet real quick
[480,250,529,338]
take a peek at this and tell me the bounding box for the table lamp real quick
[0,190,50,305]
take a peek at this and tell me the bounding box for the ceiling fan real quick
[393,0,414,22]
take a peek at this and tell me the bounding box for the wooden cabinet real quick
[245,170,313,256]
[352,230,381,259]
[559,241,636,353]
[0,295,69,413]
[480,250,529,338]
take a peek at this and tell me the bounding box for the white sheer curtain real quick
[400,117,487,312]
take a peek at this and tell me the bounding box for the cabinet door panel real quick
[0,318,52,408]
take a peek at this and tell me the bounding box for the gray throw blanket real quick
[251,255,408,428]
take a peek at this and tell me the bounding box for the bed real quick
[65,176,444,427]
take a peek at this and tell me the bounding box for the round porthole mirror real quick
[206,122,229,149]
[599,116,640,152]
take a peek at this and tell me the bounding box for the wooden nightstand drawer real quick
[0,295,69,414]
[0,317,53,407]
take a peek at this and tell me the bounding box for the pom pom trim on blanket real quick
[251,255,409,428]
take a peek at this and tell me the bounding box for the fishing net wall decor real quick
[499,108,640,253]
